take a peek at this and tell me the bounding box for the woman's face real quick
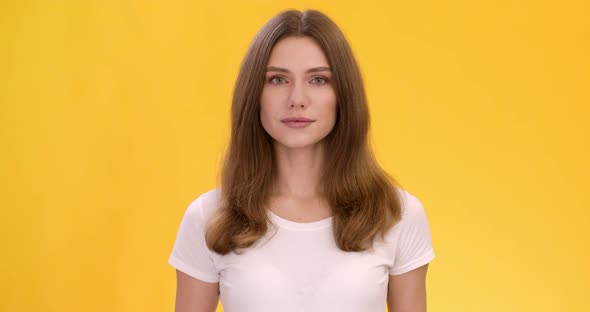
[260,36,337,150]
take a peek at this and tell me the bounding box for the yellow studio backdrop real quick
[1,0,588,311]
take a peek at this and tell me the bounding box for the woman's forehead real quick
[267,37,329,70]
[265,66,331,74]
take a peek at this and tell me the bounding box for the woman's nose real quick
[288,83,308,108]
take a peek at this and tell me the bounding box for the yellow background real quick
[1,0,588,311]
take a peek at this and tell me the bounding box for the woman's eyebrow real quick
[266,66,331,73]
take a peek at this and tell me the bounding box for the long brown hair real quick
[205,9,403,254]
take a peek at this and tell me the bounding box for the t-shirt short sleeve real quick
[389,191,436,275]
[168,196,220,283]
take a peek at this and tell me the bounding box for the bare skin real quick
[260,36,337,221]
[387,264,430,312]
[174,270,219,312]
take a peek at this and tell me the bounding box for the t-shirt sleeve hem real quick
[168,254,220,283]
[389,249,435,276]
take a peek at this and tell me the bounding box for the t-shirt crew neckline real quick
[267,209,333,231]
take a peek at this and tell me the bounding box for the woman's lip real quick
[282,120,314,128]
[281,118,314,122]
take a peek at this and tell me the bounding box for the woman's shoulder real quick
[395,187,427,218]
[386,187,431,236]
[185,188,223,223]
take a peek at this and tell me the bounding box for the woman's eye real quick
[269,76,286,84]
[267,76,329,85]
[311,76,328,84]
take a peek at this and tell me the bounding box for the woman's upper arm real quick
[174,269,219,312]
[387,263,429,312]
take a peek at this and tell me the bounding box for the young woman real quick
[169,9,435,312]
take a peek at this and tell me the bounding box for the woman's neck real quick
[271,142,326,200]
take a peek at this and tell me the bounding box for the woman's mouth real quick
[282,121,314,128]
[281,117,315,128]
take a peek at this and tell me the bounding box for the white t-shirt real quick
[168,188,435,312]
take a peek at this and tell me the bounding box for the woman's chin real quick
[273,139,324,151]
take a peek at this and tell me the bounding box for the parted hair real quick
[205,9,403,254]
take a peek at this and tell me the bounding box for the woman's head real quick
[209,9,402,254]
[230,9,369,163]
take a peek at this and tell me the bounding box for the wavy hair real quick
[205,9,403,254]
